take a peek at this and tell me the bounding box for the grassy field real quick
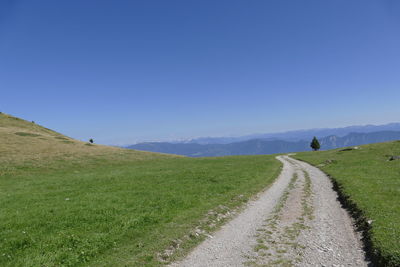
[0,113,281,266]
[294,141,400,266]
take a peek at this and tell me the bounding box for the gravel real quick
[294,158,369,266]
[169,156,369,266]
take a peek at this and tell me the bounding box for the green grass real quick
[0,155,280,266]
[0,113,282,266]
[14,132,41,137]
[293,141,400,266]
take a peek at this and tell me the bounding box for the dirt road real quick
[170,155,369,266]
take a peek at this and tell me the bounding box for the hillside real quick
[0,113,281,266]
[128,131,400,157]
[0,112,170,171]
[294,141,400,266]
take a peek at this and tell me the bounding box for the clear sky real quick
[1,0,400,145]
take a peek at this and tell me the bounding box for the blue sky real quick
[1,0,400,145]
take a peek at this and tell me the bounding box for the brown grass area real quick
[0,113,177,174]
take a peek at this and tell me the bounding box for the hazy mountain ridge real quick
[175,123,400,145]
[128,130,400,157]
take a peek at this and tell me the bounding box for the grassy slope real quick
[0,113,281,266]
[0,113,169,173]
[294,141,400,266]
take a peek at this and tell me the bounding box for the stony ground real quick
[170,156,369,267]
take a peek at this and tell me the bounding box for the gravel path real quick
[170,156,369,267]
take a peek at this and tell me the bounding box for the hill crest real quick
[0,113,174,170]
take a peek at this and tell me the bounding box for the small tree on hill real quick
[89,138,94,144]
[310,136,320,151]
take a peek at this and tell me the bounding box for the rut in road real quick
[170,156,369,267]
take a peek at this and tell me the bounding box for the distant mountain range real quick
[173,123,400,144]
[127,124,400,157]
